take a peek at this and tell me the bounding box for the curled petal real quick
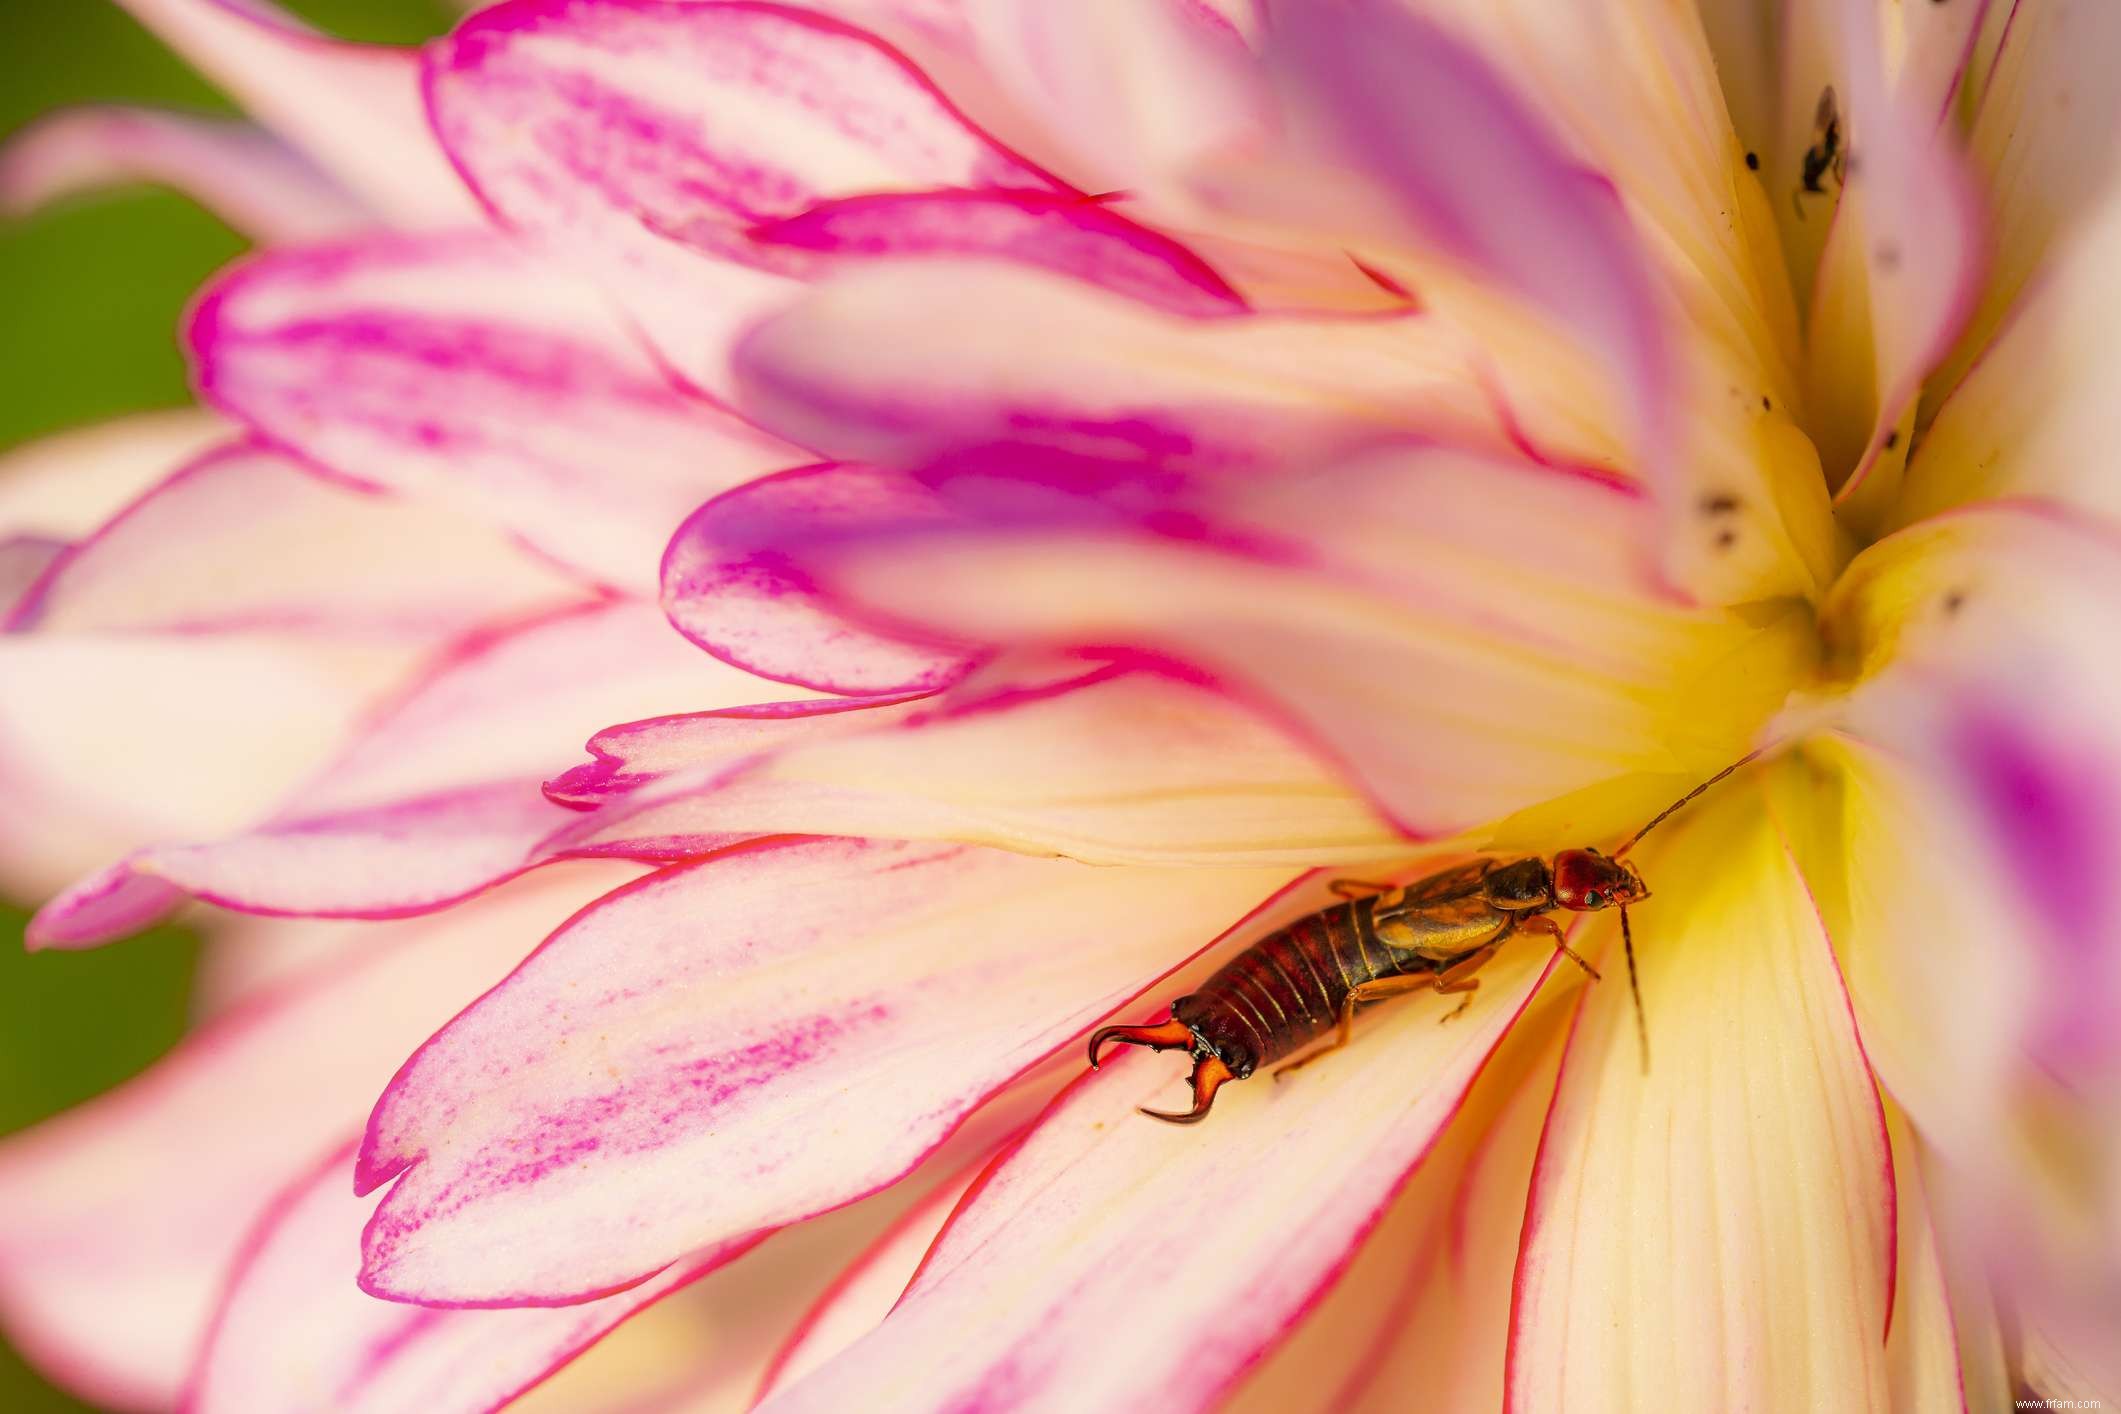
[545,691,931,808]
[0,107,369,242]
[1932,0,2121,399]
[356,840,1294,1303]
[732,261,1500,474]
[749,188,1245,316]
[662,464,979,695]
[0,865,638,1409]
[109,0,476,224]
[1508,781,1895,1411]
[7,443,578,636]
[552,668,1405,866]
[423,0,1060,392]
[191,234,792,591]
[1267,0,1672,478]
[760,944,1555,1414]
[1806,3,1985,524]
[709,452,1800,836]
[29,601,783,944]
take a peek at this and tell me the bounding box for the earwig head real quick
[1550,848,1649,912]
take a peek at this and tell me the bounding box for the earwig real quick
[1088,753,1761,1123]
[1794,85,1845,218]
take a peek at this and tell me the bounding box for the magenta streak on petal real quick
[662,463,983,695]
[1779,831,1899,1344]
[1272,0,1671,481]
[863,951,1562,1412]
[0,535,65,620]
[24,864,185,951]
[749,188,1246,316]
[179,1140,756,1410]
[1947,697,2120,1063]
[425,0,1070,260]
[352,847,1308,1305]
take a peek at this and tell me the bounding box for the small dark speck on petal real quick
[1761,395,1772,411]
[1884,430,1900,450]
[1715,529,1739,550]
[1745,151,1760,171]
[1944,590,1967,616]
[1699,492,1741,516]
[1876,240,1902,271]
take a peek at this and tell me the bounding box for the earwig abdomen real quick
[1173,898,1432,1077]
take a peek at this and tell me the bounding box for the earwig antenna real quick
[1614,749,1764,859]
[1609,749,1765,1074]
[1620,906,1648,1072]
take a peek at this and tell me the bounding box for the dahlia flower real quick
[2,0,2118,1410]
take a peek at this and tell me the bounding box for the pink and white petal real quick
[968,0,1270,193]
[0,864,640,1409]
[661,464,977,695]
[0,536,63,618]
[0,409,226,539]
[110,0,476,224]
[356,840,1295,1303]
[1935,0,2121,397]
[556,669,1406,867]
[9,443,579,636]
[1882,1107,1977,1414]
[1898,185,2121,530]
[0,107,369,241]
[1806,3,1984,523]
[752,1161,983,1402]
[1266,0,1672,476]
[0,632,414,905]
[1228,974,1572,1414]
[545,690,931,808]
[757,943,1554,1414]
[749,188,1245,316]
[731,261,1503,473]
[186,1144,739,1414]
[422,0,1060,393]
[37,601,793,938]
[1508,781,1895,1412]
[191,234,793,591]
[751,455,1802,837]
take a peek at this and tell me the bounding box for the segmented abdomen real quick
[1174,899,1422,1078]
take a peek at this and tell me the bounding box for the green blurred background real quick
[0,2,453,1407]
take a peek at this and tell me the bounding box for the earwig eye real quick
[1583,890,1605,908]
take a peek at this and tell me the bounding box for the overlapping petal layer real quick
[192,233,792,591]
[422,0,1061,392]
[759,944,1556,1414]
[0,107,368,242]
[549,668,1405,866]
[31,601,781,944]
[356,841,1292,1303]
[0,865,639,1409]
[189,1144,740,1414]
[1508,780,1894,1411]
[684,451,1810,836]
[110,0,476,224]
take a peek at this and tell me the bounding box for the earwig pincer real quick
[1086,755,1758,1124]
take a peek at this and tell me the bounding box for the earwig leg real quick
[1274,974,1432,1077]
[1141,1055,1235,1125]
[1519,915,1601,981]
[1086,1016,1194,1069]
[1431,942,1501,1025]
[1328,878,1395,900]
